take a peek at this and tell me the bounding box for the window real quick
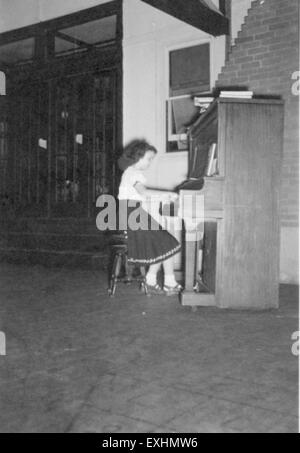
[55,15,117,57]
[0,3,121,67]
[167,43,210,152]
[0,38,35,66]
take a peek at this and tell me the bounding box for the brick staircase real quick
[0,212,108,269]
[216,0,299,231]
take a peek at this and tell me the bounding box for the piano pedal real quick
[193,282,201,293]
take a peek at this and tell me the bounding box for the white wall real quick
[0,0,39,31]
[231,0,253,43]
[0,0,109,31]
[123,0,226,189]
[280,227,299,284]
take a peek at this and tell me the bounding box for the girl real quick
[118,139,182,296]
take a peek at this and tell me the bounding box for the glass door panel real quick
[51,74,91,217]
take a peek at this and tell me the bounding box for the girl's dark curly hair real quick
[118,139,157,171]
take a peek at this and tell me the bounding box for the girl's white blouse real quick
[118,166,146,201]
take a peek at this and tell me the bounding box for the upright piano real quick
[178,98,284,309]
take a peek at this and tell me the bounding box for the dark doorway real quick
[1,1,122,220]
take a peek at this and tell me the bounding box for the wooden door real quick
[7,68,118,219]
[8,80,51,217]
[9,83,40,214]
[0,98,8,204]
[92,71,117,204]
[51,71,117,218]
[51,74,90,217]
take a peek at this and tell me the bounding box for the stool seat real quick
[110,243,127,254]
[108,231,128,245]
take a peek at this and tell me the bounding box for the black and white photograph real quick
[0,0,299,435]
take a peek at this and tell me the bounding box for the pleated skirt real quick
[119,200,181,265]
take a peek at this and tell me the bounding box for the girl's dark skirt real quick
[118,200,181,265]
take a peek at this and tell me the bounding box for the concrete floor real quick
[0,263,298,433]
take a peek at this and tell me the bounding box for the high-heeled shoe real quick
[145,283,165,295]
[163,284,183,296]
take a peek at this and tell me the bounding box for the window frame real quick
[0,0,122,71]
[166,38,213,153]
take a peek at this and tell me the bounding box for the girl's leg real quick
[146,262,161,286]
[162,257,179,288]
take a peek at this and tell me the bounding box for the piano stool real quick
[107,232,149,298]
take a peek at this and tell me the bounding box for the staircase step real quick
[0,216,110,268]
[4,231,107,252]
[5,218,100,235]
[0,246,108,269]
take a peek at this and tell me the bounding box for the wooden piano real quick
[178,98,284,309]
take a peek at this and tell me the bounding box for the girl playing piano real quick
[118,139,182,295]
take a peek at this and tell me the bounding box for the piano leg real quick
[181,225,199,306]
[180,221,215,307]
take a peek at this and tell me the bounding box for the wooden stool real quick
[107,233,148,297]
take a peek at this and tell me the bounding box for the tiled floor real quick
[0,263,298,433]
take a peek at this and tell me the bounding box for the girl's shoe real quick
[163,284,183,296]
[145,283,165,295]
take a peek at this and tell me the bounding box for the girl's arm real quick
[134,182,178,202]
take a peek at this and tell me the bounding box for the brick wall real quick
[217,0,299,229]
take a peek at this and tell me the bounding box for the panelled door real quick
[0,98,9,204]
[51,74,91,217]
[9,81,47,215]
[51,70,117,217]
[8,69,118,218]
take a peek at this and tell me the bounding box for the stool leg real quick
[123,253,132,284]
[107,249,115,288]
[108,253,122,297]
